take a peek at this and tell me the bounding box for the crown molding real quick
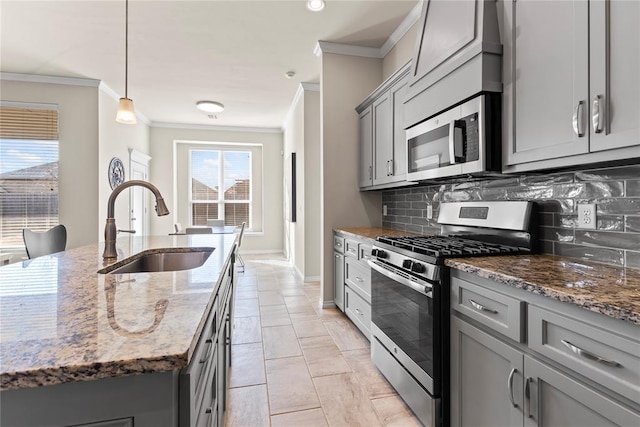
[301,82,320,92]
[380,1,422,57]
[314,41,383,59]
[0,72,100,87]
[151,121,282,134]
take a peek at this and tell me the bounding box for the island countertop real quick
[0,234,237,391]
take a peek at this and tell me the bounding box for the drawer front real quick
[344,256,371,302]
[345,285,371,340]
[528,305,640,403]
[451,276,524,342]
[334,235,345,253]
[345,239,359,258]
[196,346,218,427]
[358,243,373,263]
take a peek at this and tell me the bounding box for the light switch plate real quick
[577,203,597,229]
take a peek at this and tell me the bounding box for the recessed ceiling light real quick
[307,0,325,12]
[285,71,296,79]
[196,101,225,113]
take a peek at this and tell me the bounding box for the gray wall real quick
[382,164,640,268]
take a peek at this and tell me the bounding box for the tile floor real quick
[225,254,421,427]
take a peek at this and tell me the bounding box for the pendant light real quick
[116,0,137,124]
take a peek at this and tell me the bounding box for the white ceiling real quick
[0,0,419,129]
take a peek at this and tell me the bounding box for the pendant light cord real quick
[124,0,129,99]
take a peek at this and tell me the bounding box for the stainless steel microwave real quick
[406,94,501,181]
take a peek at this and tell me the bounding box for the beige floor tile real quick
[233,316,262,344]
[314,307,348,321]
[258,290,285,306]
[279,287,306,297]
[236,276,257,287]
[284,296,317,314]
[292,318,329,338]
[265,356,321,415]
[324,319,369,351]
[313,373,383,427]
[235,288,258,300]
[229,343,266,388]
[257,280,280,291]
[299,336,352,378]
[370,396,421,427]
[262,325,301,359]
[225,384,270,427]
[234,298,260,318]
[260,304,291,327]
[342,348,396,399]
[271,408,328,427]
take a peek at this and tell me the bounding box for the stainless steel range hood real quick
[403,0,503,129]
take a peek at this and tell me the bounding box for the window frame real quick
[188,147,253,229]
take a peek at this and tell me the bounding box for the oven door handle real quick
[368,260,433,298]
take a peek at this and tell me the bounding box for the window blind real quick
[0,104,59,257]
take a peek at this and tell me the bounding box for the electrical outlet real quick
[383,205,388,216]
[577,203,597,229]
[426,204,433,219]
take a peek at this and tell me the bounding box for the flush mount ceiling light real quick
[196,101,225,113]
[307,0,325,12]
[116,0,137,124]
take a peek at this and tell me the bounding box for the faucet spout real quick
[103,180,170,260]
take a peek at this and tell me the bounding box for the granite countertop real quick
[0,234,237,391]
[334,227,420,241]
[446,255,640,326]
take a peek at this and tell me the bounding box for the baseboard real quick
[292,265,321,283]
[239,249,285,255]
[321,301,337,309]
[304,275,321,283]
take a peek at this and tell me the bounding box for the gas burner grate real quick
[377,235,524,259]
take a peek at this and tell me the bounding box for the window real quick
[0,103,59,260]
[190,149,251,228]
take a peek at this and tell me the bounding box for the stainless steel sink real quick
[99,249,214,274]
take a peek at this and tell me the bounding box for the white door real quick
[129,150,151,236]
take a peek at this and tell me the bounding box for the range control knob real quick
[371,248,388,259]
[402,259,413,269]
[411,262,426,273]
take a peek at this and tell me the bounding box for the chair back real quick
[174,223,184,233]
[185,227,213,234]
[206,219,224,227]
[23,224,67,259]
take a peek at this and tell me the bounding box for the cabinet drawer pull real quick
[469,299,498,314]
[592,95,604,133]
[355,276,364,282]
[355,308,363,316]
[561,339,622,367]
[524,377,532,419]
[336,242,342,247]
[507,368,518,408]
[572,100,585,137]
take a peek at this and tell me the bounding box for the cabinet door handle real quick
[572,100,585,137]
[524,377,532,419]
[561,339,622,367]
[369,165,372,180]
[592,95,604,134]
[469,299,498,314]
[507,368,518,408]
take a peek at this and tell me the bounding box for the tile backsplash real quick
[381,164,640,268]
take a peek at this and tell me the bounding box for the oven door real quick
[369,259,442,396]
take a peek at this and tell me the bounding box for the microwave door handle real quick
[449,120,465,165]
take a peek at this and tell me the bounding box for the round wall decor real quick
[108,157,126,190]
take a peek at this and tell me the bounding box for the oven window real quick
[371,268,437,380]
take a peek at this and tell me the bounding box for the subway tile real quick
[442,190,480,202]
[504,186,553,200]
[539,227,574,243]
[405,224,424,233]
[395,216,410,224]
[411,201,428,209]
[555,242,624,266]
[535,199,574,214]
[575,230,640,251]
[537,239,555,255]
[597,215,625,231]
[395,201,411,209]
[626,251,640,268]
[554,182,624,199]
[597,198,640,215]
[405,209,423,217]
[520,172,574,186]
[575,164,640,181]
[388,209,406,216]
[477,187,507,200]
[411,216,430,226]
[482,177,521,188]
[395,188,413,195]
[558,214,577,228]
[627,180,640,197]
[451,181,481,190]
[405,193,424,202]
[626,216,640,233]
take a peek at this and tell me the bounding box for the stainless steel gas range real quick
[368,201,534,427]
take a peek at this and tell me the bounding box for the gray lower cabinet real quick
[502,0,640,172]
[450,271,640,427]
[334,251,344,311]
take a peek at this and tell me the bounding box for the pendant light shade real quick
[116,98,137,124]
[116,0,136,124]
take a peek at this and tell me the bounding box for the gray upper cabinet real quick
[357,63,411,191]
[358,107,373,188]
[503,0,640,172]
